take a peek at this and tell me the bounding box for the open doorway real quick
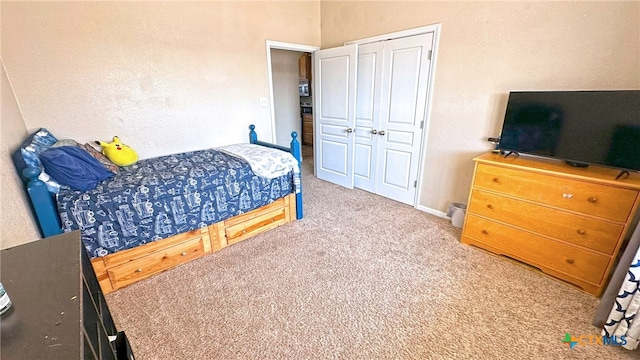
[270,49,305,147]
[265,41,319,162]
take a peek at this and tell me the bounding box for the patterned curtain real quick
[603,246,640,350]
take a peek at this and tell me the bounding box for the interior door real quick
[354,42,384,192]
[313,44,358,188]
[375,33,434,205]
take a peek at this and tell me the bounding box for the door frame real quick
[265,41,320,143]
[345,24,441,214]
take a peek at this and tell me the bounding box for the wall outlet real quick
[259,97,268,107]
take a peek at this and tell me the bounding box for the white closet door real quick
[354,42,384,192]
[375,33,434,205]
[313,44,358,188]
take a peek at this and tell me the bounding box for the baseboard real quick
[415,204,448,219]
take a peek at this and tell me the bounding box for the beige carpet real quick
[106,156,636,359]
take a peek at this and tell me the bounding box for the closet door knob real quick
[346,128,353,133]
[378,130,386,136]
[371,129,378,135]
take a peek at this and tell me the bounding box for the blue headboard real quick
[14,160,63,238]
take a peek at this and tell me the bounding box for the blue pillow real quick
[40,146,114,191]
[12,128,62,193]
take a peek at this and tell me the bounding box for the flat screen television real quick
[498,90,640,171]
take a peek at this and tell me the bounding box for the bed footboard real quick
[249,124,303,219]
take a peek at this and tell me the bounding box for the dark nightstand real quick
[0,231,134,359]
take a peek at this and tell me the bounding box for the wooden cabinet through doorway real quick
[302,113,313,145]
[299,53,312,81]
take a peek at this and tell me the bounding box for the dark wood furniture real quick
[0,231,134,359]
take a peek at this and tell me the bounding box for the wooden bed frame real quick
[19,125,303,294]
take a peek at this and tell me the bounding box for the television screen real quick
[498,90,640,171]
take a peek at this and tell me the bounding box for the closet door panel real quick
[386,47,423,125]
[375,33,434,205]
[354,43,384,192]
[381,148,413,190]
[354,142,374,186]
[314,44,358,188]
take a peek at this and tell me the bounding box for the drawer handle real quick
[135,268,142,273]
[576,229,586,235]
[271,219,275,223]
[492,177,500,183]
[588,197,598,203]
[566,258,575,265]
[181,252,188,256]
[562,193,573,199]
[487,204,494,210]
[481,229,489,235]
[242,230,247,234]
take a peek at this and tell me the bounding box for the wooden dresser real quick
[461,152,640,296]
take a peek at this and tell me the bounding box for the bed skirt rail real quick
[92,193,297,294]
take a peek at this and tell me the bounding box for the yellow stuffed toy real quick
[95,136,138,167]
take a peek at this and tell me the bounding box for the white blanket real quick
[218,143,301,193]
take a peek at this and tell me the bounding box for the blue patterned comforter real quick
[56,148,293,258]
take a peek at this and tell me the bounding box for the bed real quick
[14,125,303,294]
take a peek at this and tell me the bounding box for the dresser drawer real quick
[474,163,638,222]
[107,236,206,290]
[463,214,610,284]
[102,228,210,268]
[225,208,287,245]
[468,189,623,255]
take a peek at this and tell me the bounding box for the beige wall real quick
[1,60,41,248]
[2,1,321,159]
[321,1,640,213]
[1,1,320,244]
